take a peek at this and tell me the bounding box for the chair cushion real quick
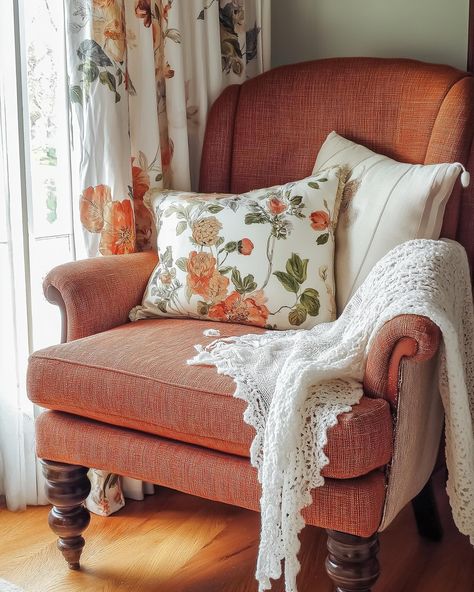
[36,411,387,536]
[28,319,393,479]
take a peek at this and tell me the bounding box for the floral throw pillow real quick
[130,168,345,330]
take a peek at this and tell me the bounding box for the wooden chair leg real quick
[41,460,91,570]
[325,530,380,592]
[411,478,443,541]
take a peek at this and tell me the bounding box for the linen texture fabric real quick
[313,131,464,311]
[35,410,387,537]
[131,168,345,330]
[27,318,393,480]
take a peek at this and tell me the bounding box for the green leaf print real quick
[316,233,329,245]
[69,85,83,105]
[231,269,257,294]
[176,221,187,235]
[207,204,224,214]
[99,71,117,93]
[286,253,308,284]
[224,241,237,253]
[242,274,257,293]
[175,257,188,272]
[245,212,267,225]
[79,60,99,83]
[288,304,307,326]
[299,288,320,316]
[77,40,113,67]
[273,271,300,293]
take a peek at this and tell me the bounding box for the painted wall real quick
[272,0,470,71]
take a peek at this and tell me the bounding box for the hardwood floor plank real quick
[0,477,472,592]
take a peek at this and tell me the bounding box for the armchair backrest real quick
[199,58,474,272]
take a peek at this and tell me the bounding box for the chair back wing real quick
[199,58,474,269]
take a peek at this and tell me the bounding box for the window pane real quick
[24,0,75,242]
[22,0,77,350]
[30,235,73,349]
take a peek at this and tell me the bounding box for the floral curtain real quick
[67,0,270,258]
[64,0,270,514]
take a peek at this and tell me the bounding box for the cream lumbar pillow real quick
[313,131,465,312]
[130,168,346,330]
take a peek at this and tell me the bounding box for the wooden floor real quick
[0,479,472,592]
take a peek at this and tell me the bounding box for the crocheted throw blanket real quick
[189,239,474,592]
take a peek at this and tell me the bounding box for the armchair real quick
[28,58,474,591]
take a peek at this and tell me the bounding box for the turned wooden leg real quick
[411,478,443,541]
[325,530,380,592]
[41,460,91,570]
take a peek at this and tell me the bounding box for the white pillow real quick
[313,131,464,311]
[131,168,346,330]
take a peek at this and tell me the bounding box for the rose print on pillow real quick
[186,251,229,303]
[208,291,269,327]
[310,210,329,230]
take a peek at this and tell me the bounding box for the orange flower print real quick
[131,158,150,200]
[310,210,330,231]
[186,251,216,298]
[135,0,152,27]
[161,138,174,169]
[206,271,229,304]
[208,291,269,327]
[268,196,287,215]
[102,7,126,62]
[99,200,136,255]
[80,184,112,232]
[238,238,254,255]
[134,200,153,251]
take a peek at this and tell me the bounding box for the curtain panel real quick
[64,0,270,514]
[66,0,270,257]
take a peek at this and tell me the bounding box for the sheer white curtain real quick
[0,0,78,509]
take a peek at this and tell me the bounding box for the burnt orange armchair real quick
[27,58,474,591]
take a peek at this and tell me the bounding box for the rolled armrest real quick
[44,252,158,342]
[363,314,441,409]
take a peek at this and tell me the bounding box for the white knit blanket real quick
[189,239,474,592]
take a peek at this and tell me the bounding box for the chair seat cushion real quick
[36,411,387,536]
[28,319,393,479]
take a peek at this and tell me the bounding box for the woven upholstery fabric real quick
[363,314,441,408]
[44,251,158,341]
[199,58,474,271]
[36,411,386,536]
[200,85,241,194]
[28,319,393,480]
